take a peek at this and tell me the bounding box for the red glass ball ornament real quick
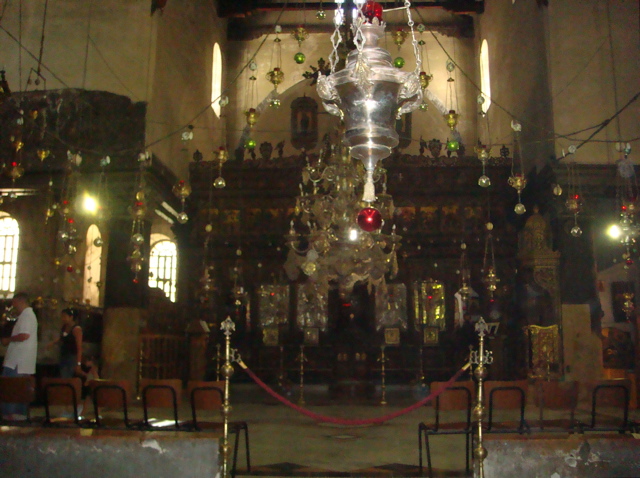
[363,1,383,23]
[357,207,382,232]
[133,278,139,284]
[66,266,74,273]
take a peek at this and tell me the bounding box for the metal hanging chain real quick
[404,1,422,75]
[328,4,343,73]
[35,0,49,78]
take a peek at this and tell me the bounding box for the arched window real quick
[479,39,491,113]
[211,42,223,118]
[83,224,102,307]
[0,213,19,296]
[149,239,177,302]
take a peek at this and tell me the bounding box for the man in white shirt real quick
[2,292,38,418]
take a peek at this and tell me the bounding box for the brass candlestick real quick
[278,345,285,388]
[215,343,221,381]
[377,345,387,406]
[418,342,425,386]
[470,317,493,478]
[296,345,308,405]
[220,317,240,478]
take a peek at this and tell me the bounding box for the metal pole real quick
[471,317,493,478]
[220,317,237,478]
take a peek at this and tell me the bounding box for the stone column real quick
[101,217,150,382]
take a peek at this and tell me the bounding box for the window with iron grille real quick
[0,215,19,296]
[149,240,177,302]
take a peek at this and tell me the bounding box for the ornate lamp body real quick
[317,21,422,201]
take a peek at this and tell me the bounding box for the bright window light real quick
[479,39,491,113]
[211,43,223,118]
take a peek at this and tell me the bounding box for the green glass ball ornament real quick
[419,102,428,111]
[294,52,306,64]
[316,9,326,20]
[446,139,460,152]
[393,57,405,68]
[245,139,256,150]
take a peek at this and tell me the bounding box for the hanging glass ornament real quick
[553,184,563,196]
[475,143,491,188]
[37,149,50,162]
[292,25,309,47]
[219,95,229,108]
[173,179,192,224]
[446,139,460,152]
[294,52,306,64]
[392,28,407,49]
[245,138,257,150]
[393,57,405,68]
[245,108,259,127]
[269,98,281,108]
[93,237,104,247]
[214,146,228,189]
[316,9,326,20]
[509,174,527,214]
[266,67,285,91]
[357,207,383,232]
[419,103,428,111]
[419,71,432,90]
[445,110,459,130]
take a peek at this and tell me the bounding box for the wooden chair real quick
[187,380,250,477]
[578,379,632,433]
[418,381,474,477]
[532,380,578,432]
[0,376,35,423]
[140,378,184,429]
[484,380,530,434]
[89,379,139,429]
[42,377,84,427]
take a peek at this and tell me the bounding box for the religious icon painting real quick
[384,327,400,346]
[423,326,439,346]
[263,327,279,346]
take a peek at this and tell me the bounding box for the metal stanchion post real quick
[470,317,493,478]
[220,317,240,478]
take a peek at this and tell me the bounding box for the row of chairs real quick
[418,379,636,478]
[0,377,250,478]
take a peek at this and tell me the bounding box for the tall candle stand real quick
[296,344,308,405]
[470,317,493,478]
[220,317,240,478]
[377,345,387,406]
[215,343,221,381]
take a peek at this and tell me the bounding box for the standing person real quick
[48,309,82,378]
[1,292,38,419]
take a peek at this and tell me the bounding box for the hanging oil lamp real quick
[317,0,422,203]
[172,179,192,224]
[214,146,228,189]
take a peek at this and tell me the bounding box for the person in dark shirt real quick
[48,309,83,378]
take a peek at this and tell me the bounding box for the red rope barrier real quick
[238,360,470,426]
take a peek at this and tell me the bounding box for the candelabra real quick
[470,317,494,478]
[284,143,400,298]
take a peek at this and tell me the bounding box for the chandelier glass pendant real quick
[284,143,400,297]
[317,0,423,204]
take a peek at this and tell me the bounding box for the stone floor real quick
[27,381,640,478]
